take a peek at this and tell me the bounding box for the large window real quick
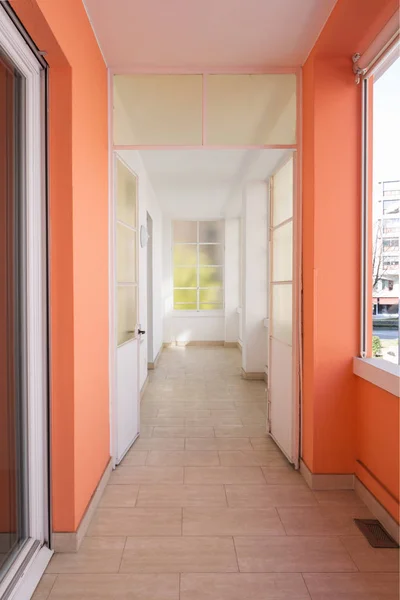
[173,220,224,311]
[362,41,400,365]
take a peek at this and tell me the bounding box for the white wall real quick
[242,181,268,374]
[224,218,240,343]
[119,150,163,388]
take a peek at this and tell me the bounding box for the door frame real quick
[109,151,141,467]
[267,151,302,468]
[0,4,52,598]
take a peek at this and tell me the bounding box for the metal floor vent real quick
[354,519,399,548]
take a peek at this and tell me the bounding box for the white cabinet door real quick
[268,155,299,466]
[114,157,140,464]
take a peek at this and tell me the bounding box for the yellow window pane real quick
[199,244,223,266]
[199,288,223,303]
[114,75,202,145]
[199,220,223,243]
[117,223,136,283]
[199,266,223,287]
[173,221,197,243]
[174,267,197,288]
[117,285,137,346]
[173,245,197,266]
[174,289,197,304]
[174,303,197,310]
[116,159,136,228]
[272,221,292,282]
[273,157,293,226]
[206,74,296,145]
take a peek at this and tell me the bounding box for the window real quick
[361,40,400,366]
[173,220,224,311]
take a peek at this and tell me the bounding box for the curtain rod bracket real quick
[352,53,366,84]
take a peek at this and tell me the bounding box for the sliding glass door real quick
[0,4,51,597]
[0,44,29,581]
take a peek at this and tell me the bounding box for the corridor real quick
[34,347,398,599]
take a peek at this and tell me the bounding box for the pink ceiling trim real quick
[110,66,299,75]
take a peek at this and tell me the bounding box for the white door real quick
[268,155,299,466]
[114,156,140,464]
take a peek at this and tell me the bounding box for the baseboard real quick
[237,340,242,353]
[148,348,162,370]
[224,341,237,348]
[241,368,265,381]
[354,476,399,544]
[140,375,149,401]
[52,458,112,553]
[300,459,354,490]
[164,340,225,347]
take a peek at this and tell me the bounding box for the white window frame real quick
[172,219,225,314]
[0,6,52,599]
[358,31,400,392]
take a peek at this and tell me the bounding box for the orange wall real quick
[12,0,109,531]
[302,0,399,517]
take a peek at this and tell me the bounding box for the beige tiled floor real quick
[35,347,399,599]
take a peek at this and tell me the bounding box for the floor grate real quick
[354,519,399,548]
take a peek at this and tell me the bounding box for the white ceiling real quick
[84,0,337,69]
[119,149,289,218]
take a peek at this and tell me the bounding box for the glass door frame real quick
[0,4,51,598]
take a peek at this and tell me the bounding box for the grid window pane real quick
[199,266,223,287]
[173,221,224,310]
[117,224,136,283]
[117,285,137,346]
[174,289,197,304]
[199,220,223,243]
[174,244,197,266]
[116,159,137,228]
[200,288,223,303]
[174,267,197,287]
[199,244,223,266]
[173,221,197,243]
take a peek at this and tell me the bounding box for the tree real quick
[372,219,389,289]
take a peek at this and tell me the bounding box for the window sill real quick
[171,310,225,318]
[353,357,400,397]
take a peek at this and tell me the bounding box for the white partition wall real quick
[268,155,299,466]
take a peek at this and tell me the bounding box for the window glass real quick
[173,221,224,310]
[370,52,400,364]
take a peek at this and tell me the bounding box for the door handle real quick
[138,329,146,335]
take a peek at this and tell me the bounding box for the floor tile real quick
[87,507,182,536]
[47,538,125,574]
[235,536,358,572]
[313,490,366,506]
[130,438,185,450]
[181,573,311,600]
[183,507,285,536]
[185,466,265,484]
[153,426,215,438]
[120,451,148,466]
[261,467,308,485]
[185,438,253,451]
[48,574,179,599]
[185,416,242,426]
[226,484,318,507]
[141,417,185,426]
[340,536,400,572]
[219,450,288,467]
[139,425,153,438]
[120,537,238,573]
[136,485,227,507]
[214,426,267,438]
[277,506,373,536]
[303,572,400,600]
[32,574,57,599]
[158,409,211,418]
[109,466,184,485]
[147,450,220,466]
[98,485,139,508]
